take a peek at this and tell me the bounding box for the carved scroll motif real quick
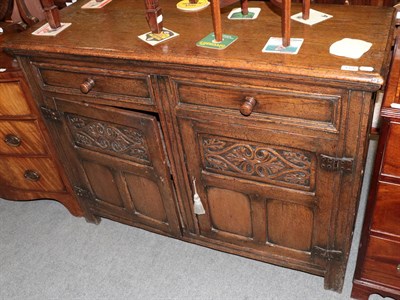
[202,137,313,187]
[66,114,150,164]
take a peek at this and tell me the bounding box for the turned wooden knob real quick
[80,78,95,94]
[4,134,21,147]
[24,170,41,182]
[240,96,257,116]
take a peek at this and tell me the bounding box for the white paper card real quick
[391,103,400,109]
[291,9,332,25]
[32,23,72,36]
[330,38,372,59]
[341,65,359,71]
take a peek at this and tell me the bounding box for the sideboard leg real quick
[324,261,345,292]
[84,214,101,225]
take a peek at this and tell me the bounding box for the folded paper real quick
[329,38,372,59]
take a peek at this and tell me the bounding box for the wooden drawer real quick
[361,236,400,290]
[0,81,31,116]
[0,157,65,192]
[0,120,47,155]
[34,62,154,107]
[176,80,341,132]
[371,181,400,236]
[381,121,400,179]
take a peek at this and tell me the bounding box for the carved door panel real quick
[178,116,343,270]
[47,98,180,237]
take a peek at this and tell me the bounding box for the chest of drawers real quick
[5,0,395,293]
[352,36,400,300]
[0,46,82,216]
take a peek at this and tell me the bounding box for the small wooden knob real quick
[4,134,21,147]
[80,78,95,94]
[240,97,257,116]
[24,170,41,182]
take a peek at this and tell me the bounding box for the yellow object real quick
[176,0,210,12]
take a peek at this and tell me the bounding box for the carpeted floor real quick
[0,141,384,300]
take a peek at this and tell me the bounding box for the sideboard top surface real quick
[4,0,395,87]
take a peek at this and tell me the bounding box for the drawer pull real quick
[24,170,41,182]
[397,264,400,273]
[240,96,257,116]
[4,134,21,147]
[80,78,95,94]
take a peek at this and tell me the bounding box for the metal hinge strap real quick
[319,154,354,173]
[74,186,93,200]
[312,246,343,261]
[40,106,61,121]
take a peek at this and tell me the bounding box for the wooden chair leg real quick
[302,0,310,20]
[211,0,223,42]
[282,0,290,47]
[241,0,248,15]
[144,0,163,33]
[40,0,61,29]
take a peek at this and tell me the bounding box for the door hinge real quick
[40,106,62,121]
[312,246,343,261]
[74,186,93,200]
[319,154,354,173]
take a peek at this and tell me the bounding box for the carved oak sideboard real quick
[5,0,395,293]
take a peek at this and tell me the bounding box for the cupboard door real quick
[49,98,180,237]
[178,116,342,272]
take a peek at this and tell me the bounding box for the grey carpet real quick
[0,141,384,300]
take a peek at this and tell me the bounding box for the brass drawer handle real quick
[4,134,21,147]
[397,264,400,273]
[80,78,95,94]
[240,96,257,116]
[24,170,41,182]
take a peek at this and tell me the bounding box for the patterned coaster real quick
[196,33,238,50]
[81,0,112,9]
[32,23,72,36]
[227,7,261,20]
[138,28,179,46]
[176,0,210,12]
[291,9,332,26]
[262,37,304,55]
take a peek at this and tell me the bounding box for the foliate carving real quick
[202,137,313,187]
[66,114,150,164]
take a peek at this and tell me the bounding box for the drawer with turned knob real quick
[31,60,156,109]
[175,79,342,134]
